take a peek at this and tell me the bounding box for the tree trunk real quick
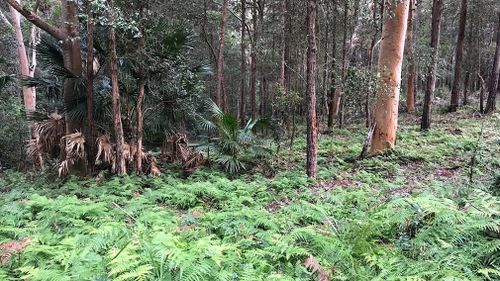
[421,0,444,130]
[59,0,84,135]
[450,0,467,112]
[478,72,486,113]
[370,0,409,154]
[240,0,247,123]
[278,0,287,89]
[366,0,379,126]
[6,0,85,151]
[259,74,266,116]
[327,0,337,128]
[330,0,361,122]
[330,1,349,119]
[321,1,330,122]
[250,0,257,119]
[406,0,416,113]
[136,3,146,173]
[485,12,500,113]
[462,72,470,106]
[258,0,266,117]
[9,0,36,112]
[108,0,126,174]
[86,0,95,173]
[306,0,318,177]
[215,0,229,108]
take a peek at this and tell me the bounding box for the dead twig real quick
[112,201,137,223]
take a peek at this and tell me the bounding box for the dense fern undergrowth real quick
[1,112,499,281]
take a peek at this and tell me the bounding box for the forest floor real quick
[0,109,499,281]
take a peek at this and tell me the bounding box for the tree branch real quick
[211,0,254,43]
[4,0,65,40]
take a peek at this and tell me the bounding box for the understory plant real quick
[199,102,272,174]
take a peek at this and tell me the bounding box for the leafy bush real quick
[200,102,272,174]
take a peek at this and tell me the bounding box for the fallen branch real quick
[112,201,137,223]
[359,121,376,159]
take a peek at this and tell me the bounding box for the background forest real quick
[0,0,499,280]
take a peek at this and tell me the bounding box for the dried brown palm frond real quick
[303,255,331,281]
[149,157,161,177]
[182,152,205,173]
[58,159,72,177]
[162,133,192,163]
[32,112,65,154]
[162,133,206,173]
[58,132,86,177]
[26,137,44,167]
[96,134,115,168]
[26,112,65,169]
[123,142,138,163]
[60,132,85,159]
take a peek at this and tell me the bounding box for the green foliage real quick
[1,170,498,281]
[200,102,272,174]
[0,93,27,169]
[0,111,499,281]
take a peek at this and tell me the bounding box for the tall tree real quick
[136,2,146,173]
[249,0,257,119]
[485,12,500,113]
[370,0,410,154]
[258,0,266,117]
[6,0,86,174]
[8,0,37,112]
[6,0,84,134]
[215,0,229,109]
[86,0,95,173]
[107,0,126,174]
[406,0,416,113]
[449,0,467,112]
[306,0,318,177]
[240,0,247,123]
[330,0,361,126]
[327,0,338,128]
[330,0,350,121]
[321,0,330,121]
[421,0,444,130]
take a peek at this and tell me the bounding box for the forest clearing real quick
[0,0,499,280]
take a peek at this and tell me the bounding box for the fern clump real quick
[1,114,499,281]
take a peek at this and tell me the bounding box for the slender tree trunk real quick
[406,0,416,113]
[421,0,444,130]
[279,0,287,89]
[284,0,291,93]
[86,0,95,173]
[60,0,84,135]
[321,1,330,122]
[370,0,409,154]
[327,0,337,129]
[250,0,257,119]
[485,12,500,113]
[366,0,378,126]
[136,3,146,173]
[330,1,349,119]
[450,0,468,112]
[9,0,35,112]
[258,0,266,117]
[306,0,318,177]
[215,0,229,108]
[478,72,486,113]
[240,0,247,123]
[108,0,126,174]
[462,72,470,105]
